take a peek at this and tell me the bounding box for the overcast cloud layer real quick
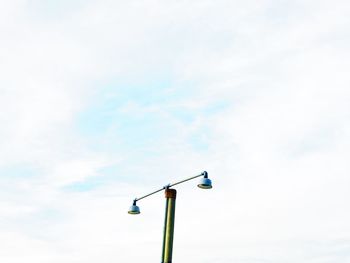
[1,1,350,262]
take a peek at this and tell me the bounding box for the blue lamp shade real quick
[197,177,212,189]
[128,202,140,214]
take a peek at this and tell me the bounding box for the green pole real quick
[161,189,177,263]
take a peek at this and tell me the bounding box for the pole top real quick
[165,188,177,199]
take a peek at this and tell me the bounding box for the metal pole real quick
[161,194,169,261]
[161,189,177,263]
[134,172,205,202]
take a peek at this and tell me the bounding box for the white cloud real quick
[0,0,350,262]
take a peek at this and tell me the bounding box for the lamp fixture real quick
[128,200,140,215]
[197,171,212,189]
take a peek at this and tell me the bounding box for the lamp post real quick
[128,171,212,263]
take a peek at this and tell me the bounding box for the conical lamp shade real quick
[197,177,212,189]
[128,204,140,214]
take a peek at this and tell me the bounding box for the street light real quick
[128,171,213,263]
[197,171,212,189]
[128,200,140,215]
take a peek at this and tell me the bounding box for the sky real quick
[0,0,350,262]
